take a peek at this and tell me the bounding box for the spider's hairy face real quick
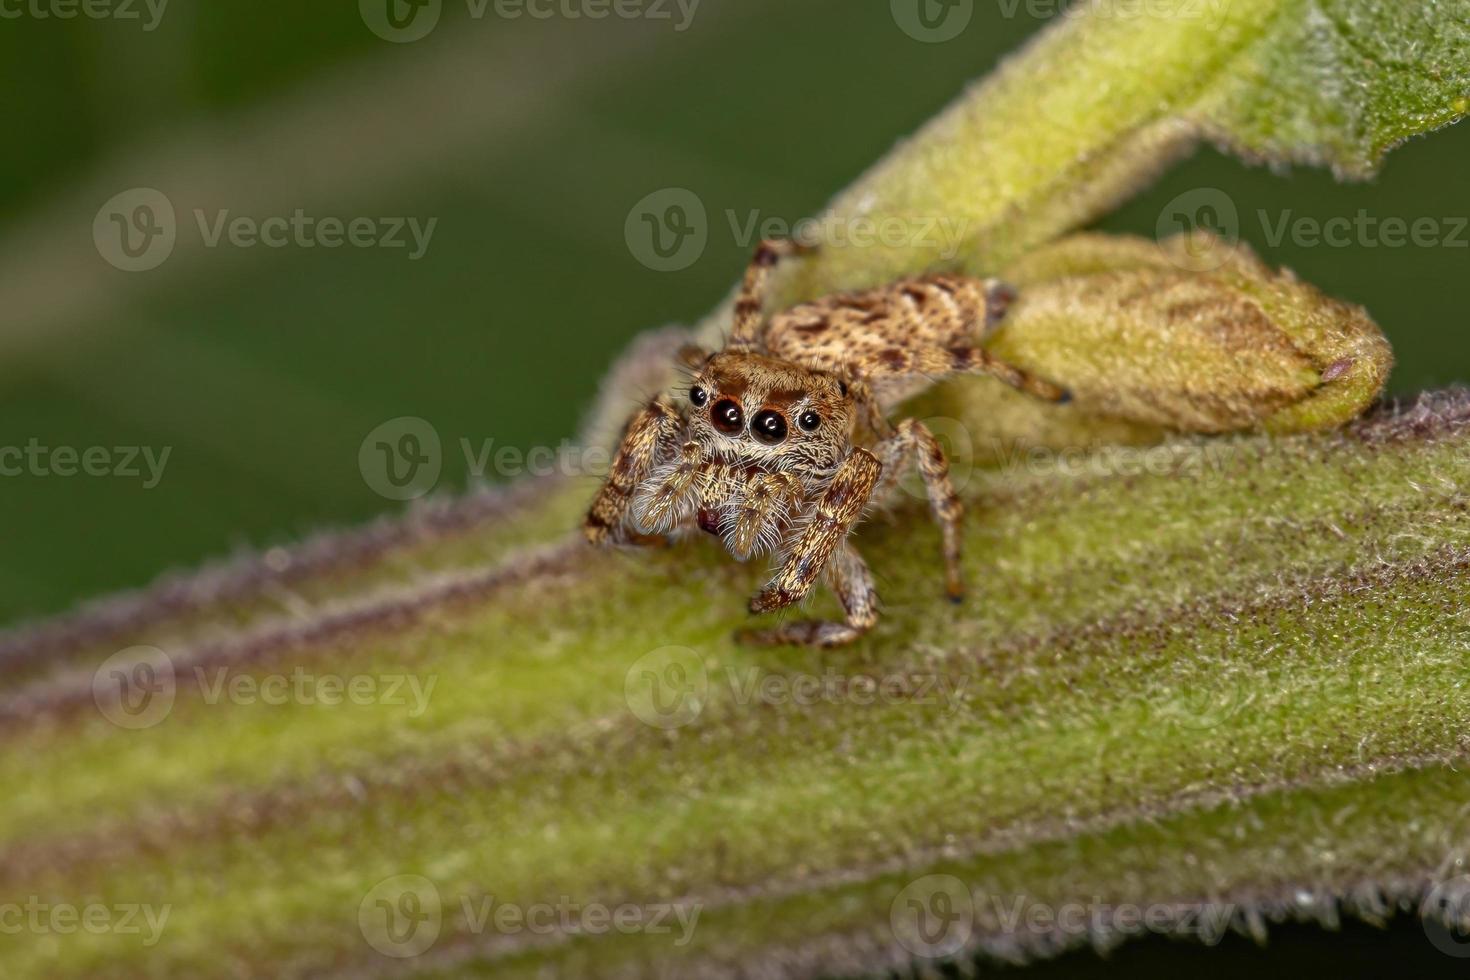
[685,351,854,473]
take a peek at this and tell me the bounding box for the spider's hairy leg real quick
[730,237,814,348]
[953,345,1069,402]
[875,418,965,601]
[725,472,804,561]
[584,395,681,546]
[749,448,881,613]
[737,542,877,647]
[634,440,703,533]
[858,344,1069,403]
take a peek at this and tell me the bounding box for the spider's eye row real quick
[712,399,743,434]
[798,411,821,432]
[752,409,788,445]
[689,385,708,407]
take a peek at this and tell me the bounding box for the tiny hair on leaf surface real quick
[3,0,1469,976]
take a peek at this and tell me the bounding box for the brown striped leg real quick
[729,238,813,349]
[948,345,1070,402]
[749,448,881,613]
[737,542,878,647]
[583,396,681,546]
[853,343,1068,403]
[874,419,965,601]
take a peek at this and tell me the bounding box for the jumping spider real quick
[585,238,1068,646]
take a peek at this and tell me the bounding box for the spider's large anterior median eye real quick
[752,409,788,445]
[712,399,743,434]
[689,385,708,407]
[798,411,821,432]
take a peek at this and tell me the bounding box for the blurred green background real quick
[2,0,1466,631]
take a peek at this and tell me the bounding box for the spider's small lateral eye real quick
[712,399,743,434]
[798,411,821,432]
[752,409,788,445]
[689,385,708,407]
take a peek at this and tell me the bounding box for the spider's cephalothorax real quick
[585,238,1069,647]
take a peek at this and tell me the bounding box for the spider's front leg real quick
[738,542,878,647]
[584,395,682,546]
[749,448,882,614]
[873,418,965,601]
[730,237,814,348]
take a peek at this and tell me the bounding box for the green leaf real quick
[5,393,1470,977]
[774,0,1470,299]
[907,230,1395,445]
[3,2,1467,977]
